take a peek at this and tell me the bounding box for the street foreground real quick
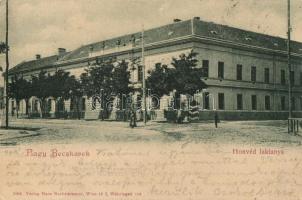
[1,119,302,200]
[0,119,301,147]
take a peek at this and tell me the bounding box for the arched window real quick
[47,99,52,112]
[57,99,65,112]
[34,100,39,112]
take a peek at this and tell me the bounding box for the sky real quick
[0,0,302,84]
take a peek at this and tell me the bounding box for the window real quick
[300,72,302,86]
[292,97,295,110]
[281,96,286,110]
[202,60,209,78]
[251,66,256,82]
[218,62,224,79]
[11,101,15,115]
[236,64,242,80]
[58,99,65,111]
[33,100,39,112]
[47,99,52,112]
[281,70,286,85]
[237,94,243,110]
[137,65,143,82]
[290,71,295,85]
[218,93,224,110]
[251,95,257,110]
[204,92,209,110]
[264,68,269,84]
[265,96,270,110]
[17,101,20,112]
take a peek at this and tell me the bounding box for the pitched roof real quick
[193,19,302,54]
[8,53,68,75]
[9,18,302,75]
[59,20,192,62]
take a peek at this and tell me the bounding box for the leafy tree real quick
[7,74,32,117]
[171,51,206,101]
[48,70,72,100]
[48,70,73,117]
[81,60,114,97]
[112,60,132,109]
[29,69,82,118]
[22,79,33,116]
[67,75,85,119]
[81,59,115,119]
[147,51,207,109]
[146,64,174,97]
[81,58,132,118]
[31,71,52,118]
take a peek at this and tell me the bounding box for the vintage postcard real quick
[0,0,302,199]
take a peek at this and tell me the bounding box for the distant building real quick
[7,18,302,120]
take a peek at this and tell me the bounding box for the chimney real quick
[58,48,66,55]
[173,19,182,23]
[194,17,200,20]
[36,54,41,60]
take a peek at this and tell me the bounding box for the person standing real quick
[214,111,219,128]
[129,107,137,128]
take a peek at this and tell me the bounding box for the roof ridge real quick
[84,19,193,48]
[9,18,302,75]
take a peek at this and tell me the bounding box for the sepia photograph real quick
[0,0,302,199]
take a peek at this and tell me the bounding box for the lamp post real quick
[2,0,9,129]
[101,88,104,120]
[130,35,135,91]
[1,0,9,129]
[287,0,292,120]
[147,89,151,110]
[0,66,3,126]
[141,26,147,124]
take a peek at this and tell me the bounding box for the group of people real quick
[128,106,219,128]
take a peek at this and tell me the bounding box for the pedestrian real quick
[214,111,219,128]
[129,108,137,128]
[177,109,182,123]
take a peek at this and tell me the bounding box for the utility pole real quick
[5,0,9,129]
[141,27,147,125]
[130,35,135,111]
[287,0,292,120]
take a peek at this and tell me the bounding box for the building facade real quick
[7,18,302,120]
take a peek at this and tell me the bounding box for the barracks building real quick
[7,17,302,120]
